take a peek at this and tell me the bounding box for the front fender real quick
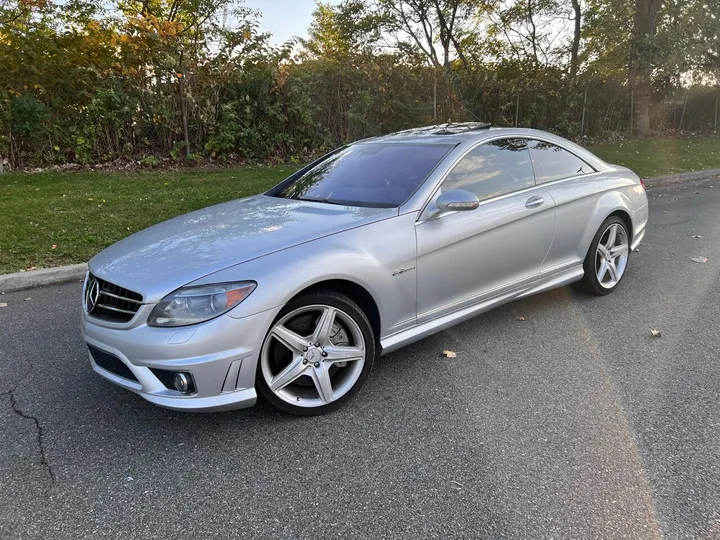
[188,213,419,338]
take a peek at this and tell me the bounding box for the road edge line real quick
[644,168,720,188]
[0,263,87,294]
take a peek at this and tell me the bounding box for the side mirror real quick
[434,189,480,214]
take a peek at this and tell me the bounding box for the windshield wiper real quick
[297,196,344,206]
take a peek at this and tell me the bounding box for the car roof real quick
[355,123,571,147]
[354,122,493,146]
[353,123,609,173]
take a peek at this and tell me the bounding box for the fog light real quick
[173,372,192,394]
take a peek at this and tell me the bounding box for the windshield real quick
[271,143,453,208]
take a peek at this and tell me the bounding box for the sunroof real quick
[432,122,492,135]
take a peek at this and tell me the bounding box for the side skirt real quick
[379,265,584,355]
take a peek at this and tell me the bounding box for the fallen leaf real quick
[442,350,457,358]
[0,303,7,308]
[691,256,708,263]
[51,244,57,249]
[650,329,662,337]
[27,266,37,271]
[516,315,526,321]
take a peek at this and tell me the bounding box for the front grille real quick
[85,273,143,323]
[88,344,138,382]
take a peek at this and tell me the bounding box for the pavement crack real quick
[5,390,56,487]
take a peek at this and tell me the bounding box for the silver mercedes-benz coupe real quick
[81,123,648,415]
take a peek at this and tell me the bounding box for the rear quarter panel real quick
[542,170,647,273]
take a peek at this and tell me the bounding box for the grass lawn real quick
[0,166,297,274]
[1,135,719,274]
[588,136,720,178]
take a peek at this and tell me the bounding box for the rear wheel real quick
[577,217,630,295]
[256,290,375,416]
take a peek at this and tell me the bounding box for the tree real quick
[629,0,664,136]
[489,0,576,70]
[379,0,481,68]
[118,0,239,157]
[305,0,384,59]
[570,0,581,78]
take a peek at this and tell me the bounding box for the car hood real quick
[89,195,395,302]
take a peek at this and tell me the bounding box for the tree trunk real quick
[528,0,539,68]
[629,0,664,137]
[570,0,581,78]
[178,72,191,158]
[678,88,689,131]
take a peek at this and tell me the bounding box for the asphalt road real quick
[2,178,720,540]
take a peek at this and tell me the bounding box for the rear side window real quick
[527,140,594,184]
[441,138,535,202]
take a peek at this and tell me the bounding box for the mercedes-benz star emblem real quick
[85,278,100,313]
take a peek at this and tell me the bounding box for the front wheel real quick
[256,290,375,416]
[576,217,631,295]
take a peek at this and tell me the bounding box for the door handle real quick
[525,195,544,209]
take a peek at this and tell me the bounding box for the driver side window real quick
[441,138,535,202]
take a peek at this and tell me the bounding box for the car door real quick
[525,139,599,274]
[414,138,556,323]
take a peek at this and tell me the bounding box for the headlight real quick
[148,282,256,327]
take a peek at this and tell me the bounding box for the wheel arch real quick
[291,279,382,345]
[606,209,634,243]
[574,190,634,259]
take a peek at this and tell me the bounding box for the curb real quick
[0,263,87,294]
[644,168,720,188]
[1,168,719,294]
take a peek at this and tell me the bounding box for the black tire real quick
[256,289,376,416]
[575,216,630,296]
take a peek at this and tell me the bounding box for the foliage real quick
[0,0,719,168]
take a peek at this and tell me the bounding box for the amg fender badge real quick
[392,266,416,276]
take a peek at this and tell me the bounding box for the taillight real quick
[639,178,646,190]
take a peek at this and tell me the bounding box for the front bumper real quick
[81,306,281,412]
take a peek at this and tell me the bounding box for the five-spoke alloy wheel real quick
[256,290,375,415]
[578,216,631,295]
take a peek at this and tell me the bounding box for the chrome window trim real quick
[416,134,599,222]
